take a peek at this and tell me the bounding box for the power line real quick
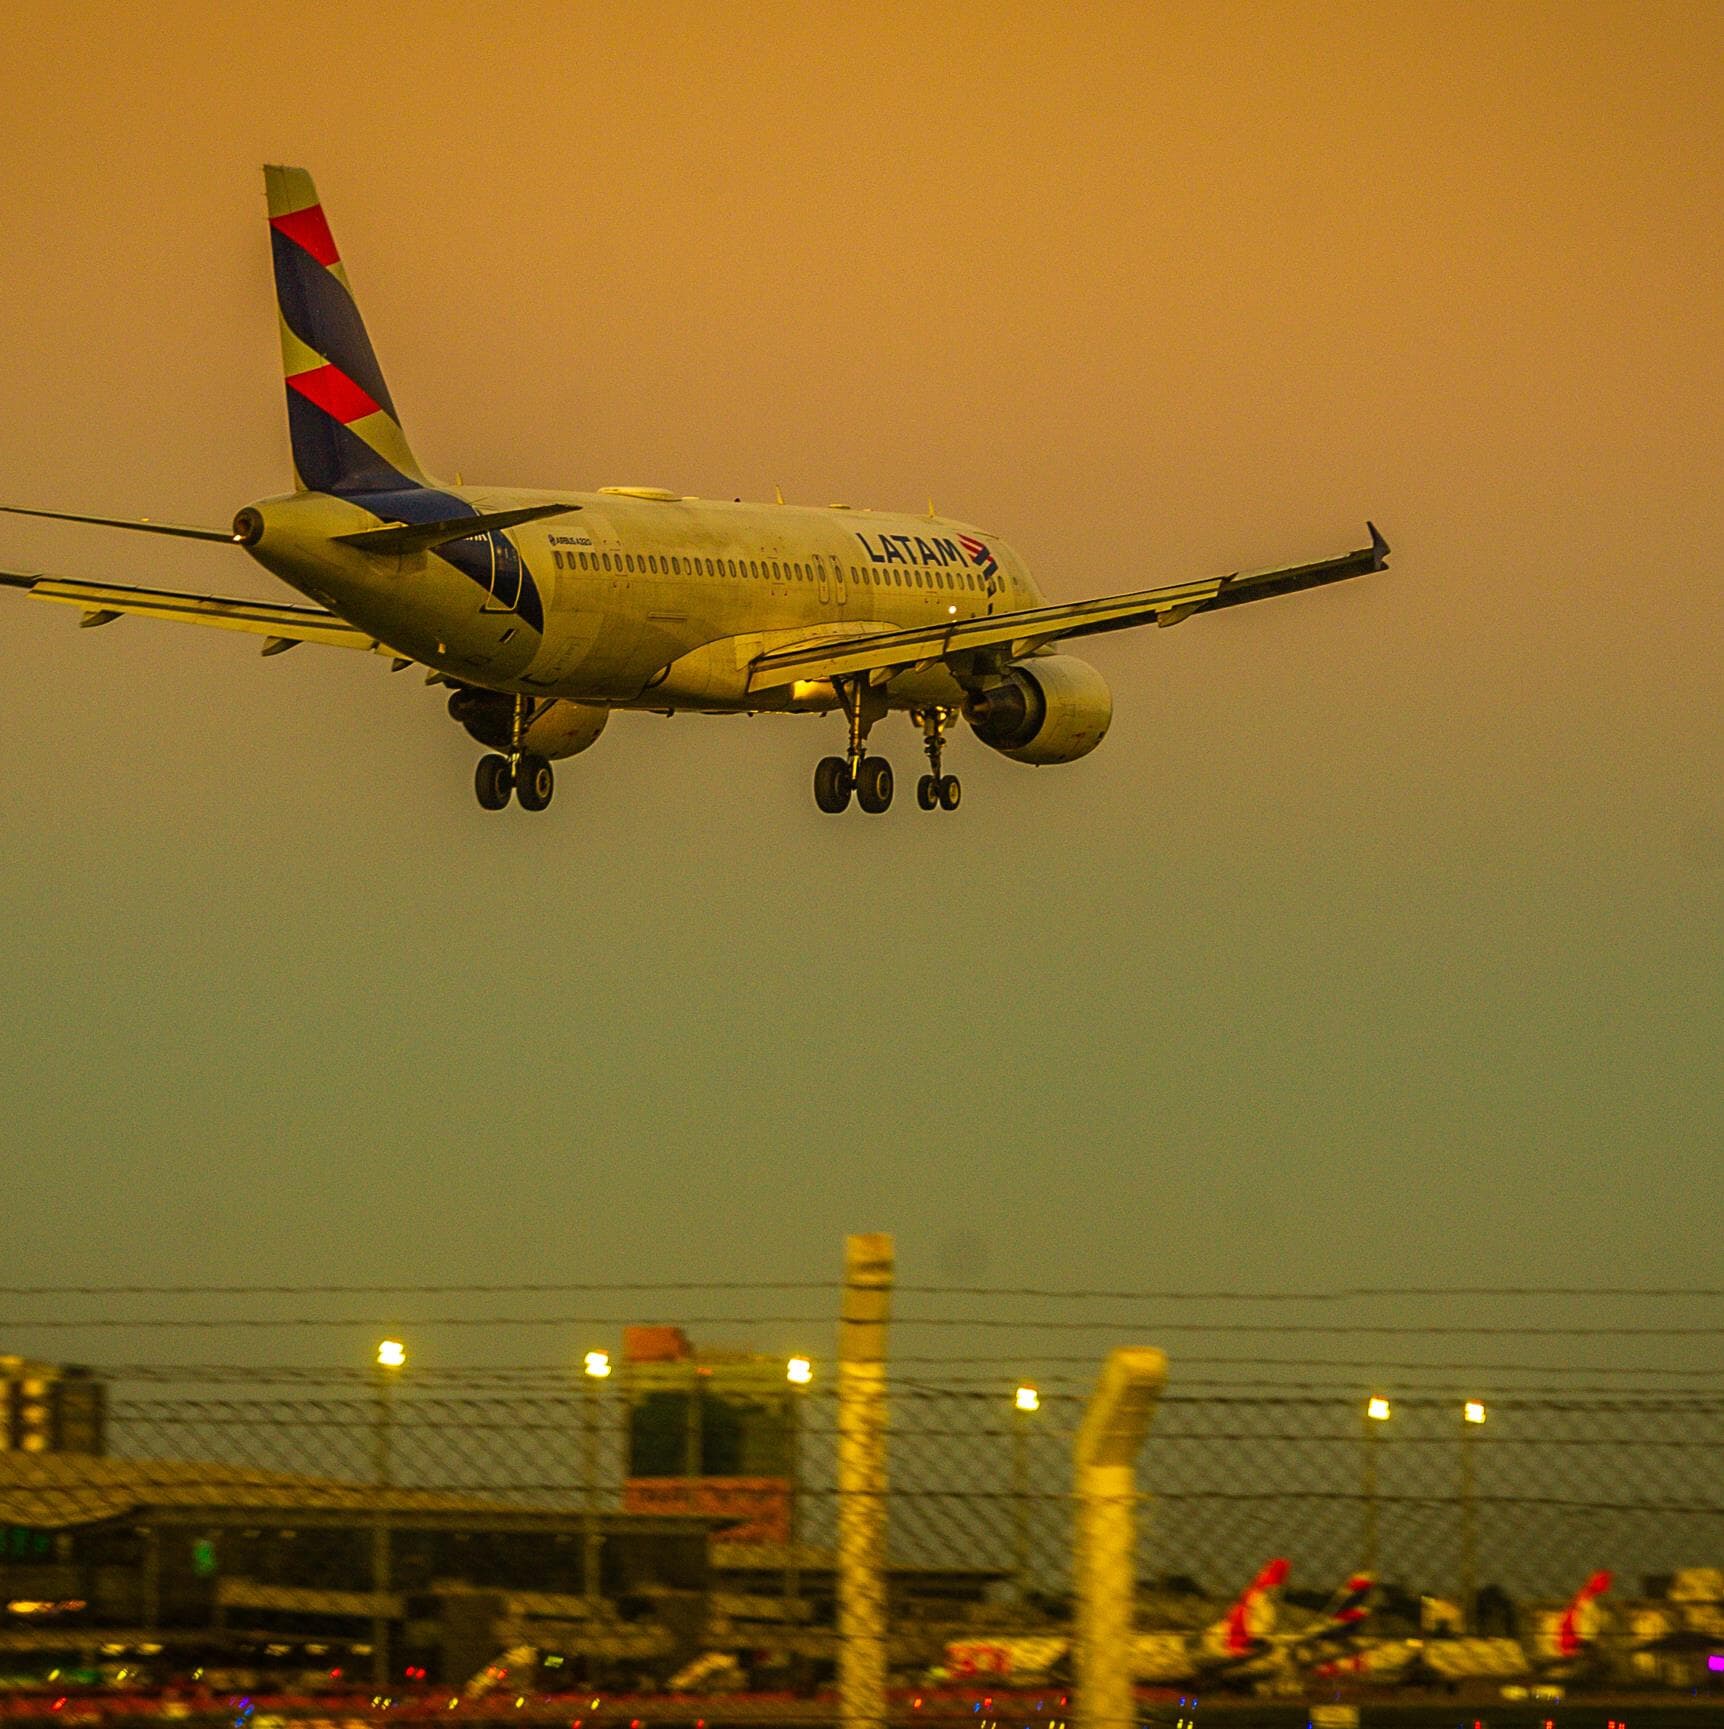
[6,1313,1724,1335]
[1,1281,1721,1300]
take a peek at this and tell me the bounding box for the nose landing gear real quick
[471,694,555,812]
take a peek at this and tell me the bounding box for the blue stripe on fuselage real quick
[336,487,545,635]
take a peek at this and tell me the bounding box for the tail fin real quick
[1320,1572,1374,1632]
[264,165,429,496]
[1222,1557,1290,1654]
[1555,1570,1612,1656]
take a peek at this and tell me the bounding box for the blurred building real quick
[0,1451,716,1687]
[620,1327,796,1545]
[1,1359,106,1456]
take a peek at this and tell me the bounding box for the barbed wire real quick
[8,1313,1724,1335]
[3,1281,1722,1299]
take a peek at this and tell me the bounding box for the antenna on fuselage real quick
[774,483,785,505]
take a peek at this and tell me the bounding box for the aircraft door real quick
[484,533,524,612]
[832,553,847,608]
[815,557,830,605]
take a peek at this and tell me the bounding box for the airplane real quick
[941,1559,1373,1689]
[1,166,1391,816]
[1137,1560,1376,1686]
[1388,1570,1615,1687]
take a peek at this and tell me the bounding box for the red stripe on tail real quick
[1224,1558,1290,1653]
[288,362,381,425]
[271,204,341,267]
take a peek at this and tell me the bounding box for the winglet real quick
[1367,521,1390,569]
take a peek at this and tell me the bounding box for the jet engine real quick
[963,655,1113,764]
[447,689,609,760]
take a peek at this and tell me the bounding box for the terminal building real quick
[620,1326,799,1545]
[0,1348,1005,1692]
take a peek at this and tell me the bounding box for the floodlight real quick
[1014,1385,1040,1413]
[583,1350,612,1380]
[787,1356,813,1385]
[1366,1396,1392,1421]
[376,1340,406,1369]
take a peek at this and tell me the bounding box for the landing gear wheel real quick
[515,753,555,812]
[475,754,513,810]
[937,774,962,811]
[814,756,852,813]
[916,774,939,811]
[856,756,894,814]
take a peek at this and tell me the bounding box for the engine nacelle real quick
[448,690,610,760]
[963,654,1112,764]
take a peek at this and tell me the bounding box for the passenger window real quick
[602,553,612,572]
[552,550,565,570]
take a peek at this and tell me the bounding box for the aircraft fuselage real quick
[242,486,1043,714]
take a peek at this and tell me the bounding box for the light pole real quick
[372,1339,405,1692]
[1361,1395,1391,1578]
[582,1350,611,1611]
[785,1356,812,1643]
[1012,1386,1039,1607]
[1459,1400,1486,1632]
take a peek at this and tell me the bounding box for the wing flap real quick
[0,570,387,653]
[746,524,1388,691]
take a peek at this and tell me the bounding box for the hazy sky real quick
[0,2,1719,1371]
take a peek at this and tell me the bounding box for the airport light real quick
[787,1355,813,1386]
[1011,1385,1040,1599]
[370,1340,405,1691]
[1459,1399,1487,1632]
[583,1350,612,1380]
[1360,1395,1390,1580]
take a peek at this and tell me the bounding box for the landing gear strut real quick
[814,679,892,814]
[472,694,554,812]
[914,706,961,812]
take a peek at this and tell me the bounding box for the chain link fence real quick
[2,1278,1723,1710]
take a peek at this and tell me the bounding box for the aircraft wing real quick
[0,569,390,656]
[747,524,1388,692]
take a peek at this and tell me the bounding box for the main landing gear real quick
[811,694,961,815]
[473,695,554,813]
[814,678,892,813]
[914,706,961,813]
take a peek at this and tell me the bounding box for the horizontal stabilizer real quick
[1,504,241,542]
[0,568,387,653]
[333,502,581,555]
